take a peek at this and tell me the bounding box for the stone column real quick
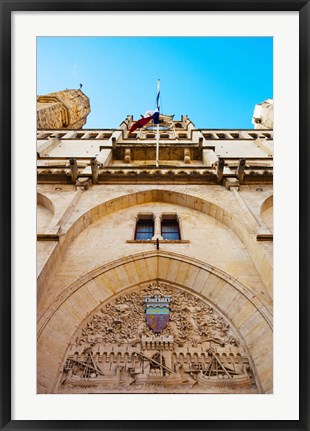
[184,148,191,164]
[152,215,163,240]
[124,148,131,164]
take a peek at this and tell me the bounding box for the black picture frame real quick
[1,1,309,430]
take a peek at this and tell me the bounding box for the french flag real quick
[129,80,160,133]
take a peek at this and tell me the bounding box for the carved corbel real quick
[91,158,99,184]
[69,158,79,184]
[76,177,92,190]
[237,158,246,184]
[217,158,224,184]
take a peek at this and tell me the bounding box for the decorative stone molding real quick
[184,148,191,164]
[37,251,272,394]
[56,281,258,394]
[37,192,55,215]
[124,148,131,164]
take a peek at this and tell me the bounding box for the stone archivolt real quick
[58,282,257,394]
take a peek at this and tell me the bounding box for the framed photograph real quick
[2,0,309,429]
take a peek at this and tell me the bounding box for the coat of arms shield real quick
[144,295,170,334]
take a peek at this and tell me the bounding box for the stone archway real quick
[37,251,272,394]
[38,188,273,297]
[261,194,273,232]
[55,280,260,394]
[37,192,55,232]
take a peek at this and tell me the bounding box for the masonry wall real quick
[37,183,273,393]
[36,90,273,394]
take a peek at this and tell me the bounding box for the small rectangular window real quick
[261,133,271,139]
[203,133,214,139]
[37,132,51,139]
[50,133,66,139]
[135,219,154,240]
[161,219,180,240]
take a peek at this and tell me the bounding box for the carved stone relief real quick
[57,281,258,393]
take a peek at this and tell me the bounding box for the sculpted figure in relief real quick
[59,282,256,394]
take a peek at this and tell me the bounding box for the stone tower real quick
[37,89,91,129]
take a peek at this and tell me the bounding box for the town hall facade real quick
[37,90,273,394]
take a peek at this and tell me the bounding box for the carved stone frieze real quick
[57,282,258,394]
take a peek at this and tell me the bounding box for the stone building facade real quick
[37,92,273,394]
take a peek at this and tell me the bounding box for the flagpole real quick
[156,123,159,167]
[155,79,160,167]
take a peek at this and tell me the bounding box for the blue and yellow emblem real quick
[144,295,170,333]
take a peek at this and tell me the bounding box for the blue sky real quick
[37,37,273,129]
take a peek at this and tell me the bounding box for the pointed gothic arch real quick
[38,187,272,297]
[37,250,272,394]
